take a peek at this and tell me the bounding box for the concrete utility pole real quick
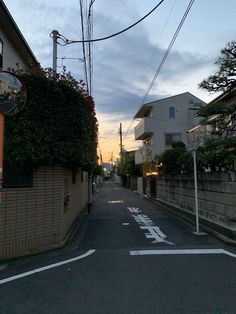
[52,30,59,75]
[119,123,123,156]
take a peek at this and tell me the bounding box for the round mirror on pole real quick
[0,71,26,115]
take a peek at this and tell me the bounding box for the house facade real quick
[187,87,236,148]
[0,0,38,70]
[134,92,206,167]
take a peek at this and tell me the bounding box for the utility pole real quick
[119,123,124,184]
[119,123,123,156]
[52,30,59,75]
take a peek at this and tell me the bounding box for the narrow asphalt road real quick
[0,181,236,314]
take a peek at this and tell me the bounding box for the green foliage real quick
[4,68,98,171]
[117,152,142,177]
[198,41,236,139]
[199,41,236,93]
[158,139,235,175]
[93,164,104,176]
[158,142,193,175]
[197,138,235,172]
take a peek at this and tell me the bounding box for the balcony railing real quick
[134,117,154,140]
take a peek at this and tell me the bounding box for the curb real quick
[146,196,236,246]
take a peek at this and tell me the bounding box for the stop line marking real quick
[129,249,236,258]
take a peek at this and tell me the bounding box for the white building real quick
[134,92,206,165]
[0,0,38,70]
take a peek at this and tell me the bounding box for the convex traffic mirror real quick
[0,71,26,115]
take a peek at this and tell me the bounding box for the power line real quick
[56,0,166,45]
[122,0,195,143]
[141,0,196,105]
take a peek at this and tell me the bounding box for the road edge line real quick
[0,249,96,286]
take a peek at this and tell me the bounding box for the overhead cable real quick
[141,0,196,105]
[55,0,166,45]
[123,0,195,142]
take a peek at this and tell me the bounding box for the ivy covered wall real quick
[4,68,98,171]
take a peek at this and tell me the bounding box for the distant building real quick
[0,0,38,70]
[134,92,206,168]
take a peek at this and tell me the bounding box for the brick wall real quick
[0,166,89,260]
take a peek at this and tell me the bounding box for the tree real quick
[197,138,234,172]
[158,142,193,175]
[117,152,142,188]
[199,41,236,93]
[198,41,236,139]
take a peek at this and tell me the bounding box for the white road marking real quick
[108,200,124,204]
[129,249,236,258]
[127,207,175,245]
[132,214,153,226]
[141,225,167,239]
[127,207,141,213]
[0,249,96,286]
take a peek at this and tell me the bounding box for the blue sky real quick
[4,0,236,161]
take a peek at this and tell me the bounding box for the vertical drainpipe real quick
[88,173,93,213]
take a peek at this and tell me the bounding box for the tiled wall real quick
[0,166,88,260]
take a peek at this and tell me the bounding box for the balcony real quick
[134,117,154,140]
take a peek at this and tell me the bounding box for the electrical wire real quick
[55,0,166,45]
[141,0,195,105]
[122,0,195,143]
[123,0,176,142]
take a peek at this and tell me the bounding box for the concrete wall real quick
[0,166,89,261]
[137,177,144,194]
[150,172,236,239]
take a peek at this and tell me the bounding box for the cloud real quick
[5,0,235,162]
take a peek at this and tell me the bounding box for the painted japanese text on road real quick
[127,207,174,245]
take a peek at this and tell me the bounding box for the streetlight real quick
[0,71,26,211]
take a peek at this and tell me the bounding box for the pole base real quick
[192,231,207,236]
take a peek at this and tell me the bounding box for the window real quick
[169,107,175,119]
[3,164,33,188]
[165,133,181,146]
[0,39,3,68]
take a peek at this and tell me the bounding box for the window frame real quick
[165,132,181,146]
[3,164,34,188]
[169,106,175,119]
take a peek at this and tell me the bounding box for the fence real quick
[147,172,236,239]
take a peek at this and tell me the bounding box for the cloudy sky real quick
[4,0,236,162]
